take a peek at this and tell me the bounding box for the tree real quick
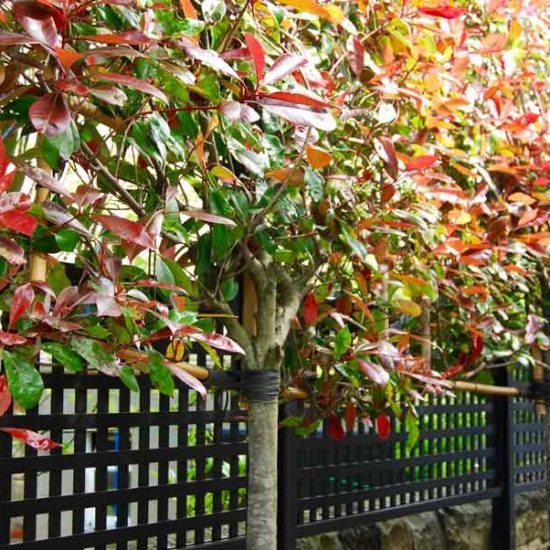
[0,0,548,548]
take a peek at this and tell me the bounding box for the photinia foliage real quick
[0,0,548,454]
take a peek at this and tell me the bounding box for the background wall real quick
[297,491,549,550]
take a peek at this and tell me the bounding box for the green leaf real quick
[334,326,351,360]
[47,263,71,294]
[54,228,80,252]
[70,338,116,371]
[119,365,140,392]
[4,353,44,409]
[149,352,175,396]
[222,279,239,301]
[42,342,85,372]
[305,168,324,203]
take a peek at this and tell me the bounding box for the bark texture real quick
[247,399,279,550]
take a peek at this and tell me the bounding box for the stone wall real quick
[297,491,549,550]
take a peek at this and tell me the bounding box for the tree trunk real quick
[247,398,279,550]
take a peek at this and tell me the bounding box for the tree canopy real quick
[0,0,548,453]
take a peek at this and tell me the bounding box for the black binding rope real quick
[206,369,279,402]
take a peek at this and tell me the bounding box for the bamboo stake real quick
[29,161,50,282]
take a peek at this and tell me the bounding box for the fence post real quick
[278,402,299,550]
[491,367,516,550]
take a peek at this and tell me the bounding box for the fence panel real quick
[0,355,248,549]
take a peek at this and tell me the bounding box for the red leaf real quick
[190,332,245,355]
[54,47,83,70]
[0,192,31,214]
[525,314,542,345]
[29,93,71,137]
[95,214,155,248]
[88,71,167,102]
[182,209,237,227]
[347,36,364,76]
[263,53,307,85]
[0,331,27,345]
[181,39,240,80]
[303,293,317,326]
[405,155,437,171]
[0,236,26,265]
[358,360,390,387]
[0,133,8,177]
[0,171,16,194]
[0,31,40,45]
[260,91,330,109]
[418,5,467,18]
[55,79,90,95]
[220,101,260,123]
[244,33,265,83]
[0,375,12,416]
[0,210,38,236]
[0,428,62,450]
[376,413,391,440]
[12,0,60,46]
[375,137,398,178]
[21,165,73,199]
[168,363,207,399]
[517,208,538,228]
[260,98,335,131]
[9,283,35,329]
[327,416,345,441]
[344,402,356,432]
[77,31,154,45]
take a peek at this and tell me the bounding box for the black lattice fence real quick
[0,348,248,549]
[0,360,547,549]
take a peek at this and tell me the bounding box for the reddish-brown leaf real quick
[375,137,398,178]
[303,293,318,326]
[0,133,8,178]
[344,402,356,432]
[260,98,335,131]
[179,0,197,18]
[405,155,437,171]
[376,413,391,440]
[29,93,71,137]
[0,209,38,236]
[327,416,345,441]
[260,91,330,109]
[77,31,154,45]
[9,283,35,329]
[0,331,27,346]
[95,214,155,249]
[0,192,30,215]
[358,359,389,386]
[168,363,207,399]
[0,31,40,45]
[244,33,265,83]
[0,428,62,450]
[12,0,60,46]
[55,79,90,95]
[0,171,18,194]
[190,332,245,355]
[21,165,73,199]
[0,236,26,265]
[0,375,11,416]
[418,5,467,18]
[347,36,364,76]
[181,40,240,80]
[263,53,307,85]
[88,71,167,102]
[54,47,83,70]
